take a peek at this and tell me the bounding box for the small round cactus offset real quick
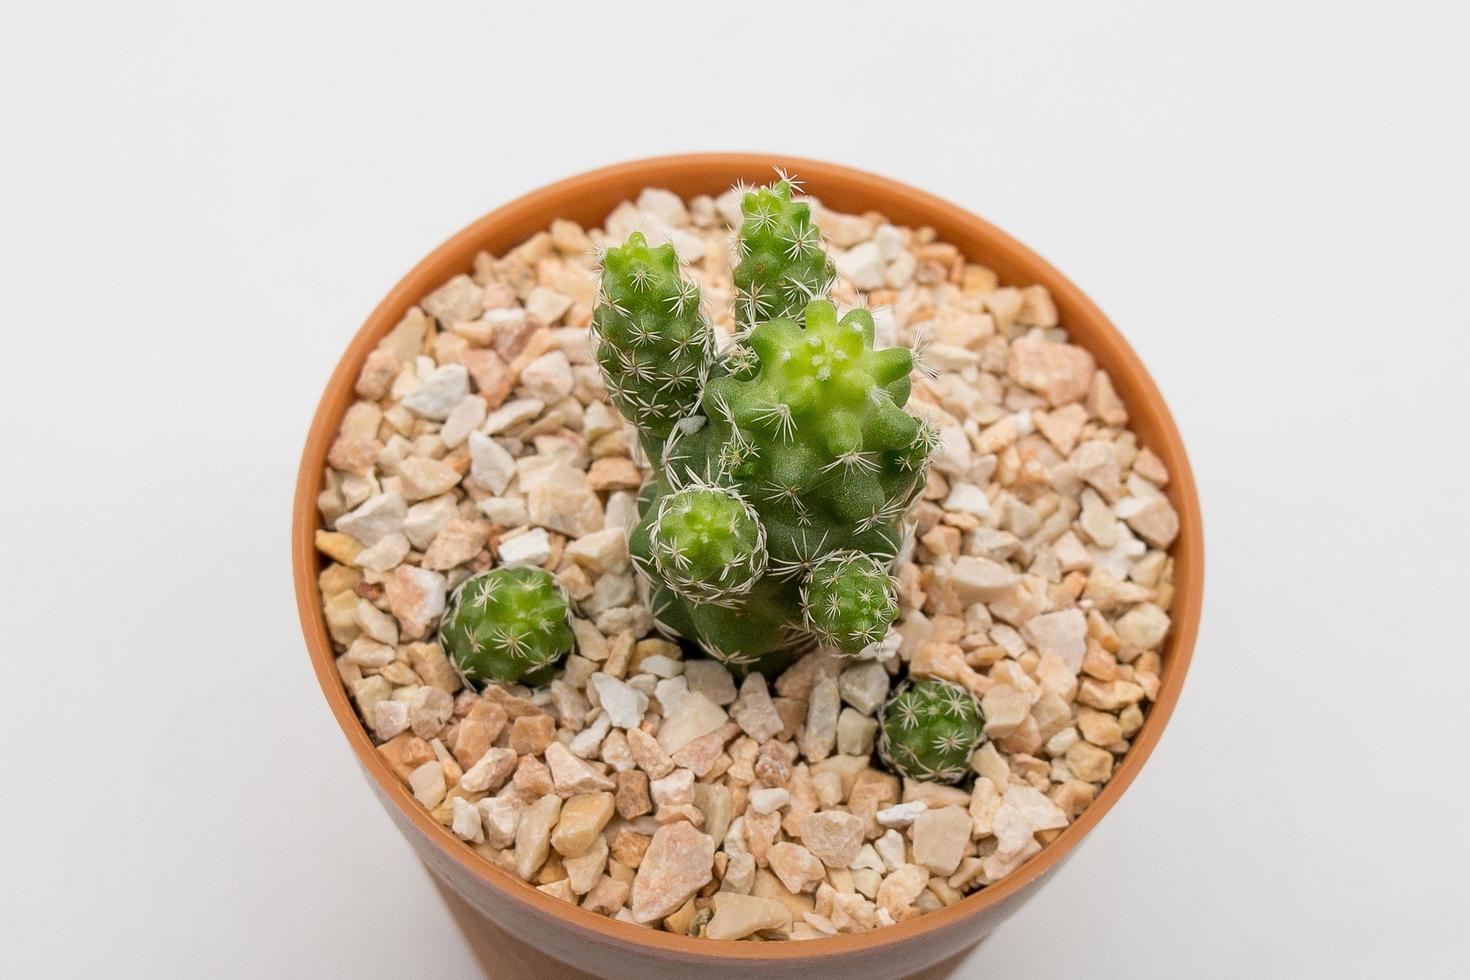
[650,482,767,605]
[802,552,899,653]
[439,567,573,686]
[878,678,987,784]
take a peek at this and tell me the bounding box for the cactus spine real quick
[597,178,935,670]
[439,567,573,685]
[878,678,987,784]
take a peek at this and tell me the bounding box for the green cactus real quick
[648,482,767,605]
[439,567,573,686]
[802,552,899,652]
[596,178,936,670]
[877,678,987,784]
[732,179,835,331]
[592,231,715,460]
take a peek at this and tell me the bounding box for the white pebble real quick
[876,801,929,828]
[748,787,790,814]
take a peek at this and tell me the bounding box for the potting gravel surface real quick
[314,185,1179,941]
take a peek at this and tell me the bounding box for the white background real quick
[2,1,1467,977]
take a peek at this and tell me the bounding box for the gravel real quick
[315,184,1179,940]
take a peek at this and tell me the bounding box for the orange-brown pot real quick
[292,154,1203,980]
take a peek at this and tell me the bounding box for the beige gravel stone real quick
[399,456,462,502]
[730,673,783,742]
[421,517,488,571]
[514,794,562,881]
[981,684,1031,739]
[1065,740,1115,782]
[546,741,615,794]
[1007,333,1095,407]
[336,492,406,546]
[477,797,521,848]
[911,805,971,875]
[409,686,454,738]
[877,863,930,919]
[1125,495,1179,548]
[801,811,864,868]
[550,792,615,858]
[407,760,446,808]
[1021,609,1087,673]
[582,875,630,916]
[942,555,1020,603]
[629,821,715,923]
[1115,602,1172,649]
[836,708,879,756]
[706,892,793,940]
[657,692,728,755]
[509,714,556,755]
[768,842,827,894]
[798,675,840,762]
[460,746,517,793]
[385,566,447,640]
[527,465,603,537]
[564,835,609,895]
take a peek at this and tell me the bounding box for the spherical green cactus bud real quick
[592,232,714,457]
[801,551,899,655]
[878,678,987,784]
[732,180,835,330]
[439,567,573,685]
[649,482,767,605]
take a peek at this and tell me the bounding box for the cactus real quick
[591,231,715,460]
[801,552,899,652]
[877,678,987,784]
[596,178,936,670]
[439,567,573,686]
[731,179,835,331]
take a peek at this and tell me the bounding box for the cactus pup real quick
[439,566,573,685]
[877,678,987,784]
[592,178,936,670]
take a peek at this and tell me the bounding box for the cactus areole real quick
[593,180,936,672]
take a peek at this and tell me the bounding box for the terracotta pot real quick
[292,154,1203,980]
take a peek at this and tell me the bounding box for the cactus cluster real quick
[439,566,573,686]
[593,178,937,671]
[877,678,988,784]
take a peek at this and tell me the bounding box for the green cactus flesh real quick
[878,678,987,784]
[592,231,714,459]
[439,566,573,685]
[802,551,900,652]
[650,483,767,605]
[596,180,934,670]
[732,179,835,331]
[630,295,929,666]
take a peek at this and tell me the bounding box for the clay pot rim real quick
[291,153,1203,963]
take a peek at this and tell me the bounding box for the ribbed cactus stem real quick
[732,180,835,331]
[439,567,574,685]
[801,551,899,654]
[878,678,987,784]
[592,232,714,459]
